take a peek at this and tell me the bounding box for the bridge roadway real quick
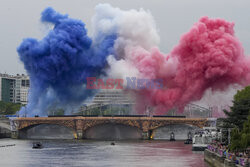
[10,116,209,139]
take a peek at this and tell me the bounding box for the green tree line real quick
[223,86,250,151]
[229,116,250,151]
[0,101,21,115]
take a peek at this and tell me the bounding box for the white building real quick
[0,73,29,105]
[79,89,135,115]
[91,89,135,105]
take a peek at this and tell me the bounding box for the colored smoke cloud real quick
[17,7,116,116]
[127,17,250,114]
[17,4,250,116]
[96,4,250,114]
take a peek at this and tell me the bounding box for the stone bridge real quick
[11,117,209,139]
[0,118,11,138]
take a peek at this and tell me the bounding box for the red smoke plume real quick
[131,17,250,114]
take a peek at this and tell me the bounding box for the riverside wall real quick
[204,149,248,167]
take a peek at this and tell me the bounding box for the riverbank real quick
[204,149,249,167]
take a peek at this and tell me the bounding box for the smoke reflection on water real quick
[0,139,210,167]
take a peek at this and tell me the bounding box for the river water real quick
[0,139,210,167]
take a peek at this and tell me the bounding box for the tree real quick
[0,101,22,115]
[230,116,250,151]
[223,86,250,130]
[230,128,242,151]
[240,116,250,149]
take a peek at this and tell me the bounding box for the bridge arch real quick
[17,119,76,130]
[18,123,77,139]
[148,118,207,131]
[82,121,143,140]
[152,123,201,140]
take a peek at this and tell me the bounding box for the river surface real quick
[0,139,210,167]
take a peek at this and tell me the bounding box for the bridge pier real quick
[142,131,150,140]
[76,130,83,139]
[11,131,19,139]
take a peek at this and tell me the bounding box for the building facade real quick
[80,90,212,117]
[0,73,29,105]
[91,89,135,105]
[79,90,135,115]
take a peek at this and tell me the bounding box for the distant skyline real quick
[1,0,250,75]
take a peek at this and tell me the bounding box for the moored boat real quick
[192,130,212,151]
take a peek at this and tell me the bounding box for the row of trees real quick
[223,86,250,151]
[229,116,250,151]
[0,101,21,115]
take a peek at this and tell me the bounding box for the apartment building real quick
[0,73,29,105]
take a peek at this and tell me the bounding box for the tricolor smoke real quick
[17,4,250,116]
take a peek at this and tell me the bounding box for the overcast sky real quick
[1,0,250,75]
[1,0,250,107]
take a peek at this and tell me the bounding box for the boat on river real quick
[32,142,43,149]
[192,130,212,151]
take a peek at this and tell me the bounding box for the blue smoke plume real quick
[17,7,116,116]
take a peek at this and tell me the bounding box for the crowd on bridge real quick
[208,141,249,166]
